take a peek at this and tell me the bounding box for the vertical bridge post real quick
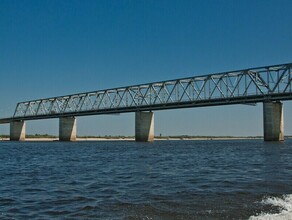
[135,112,154,142]
[263,102,284,141]
[59,117,77,141]
[10,121,26,141]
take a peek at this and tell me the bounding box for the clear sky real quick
[0,0,292,136]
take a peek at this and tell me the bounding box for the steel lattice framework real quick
[5,63,292,121]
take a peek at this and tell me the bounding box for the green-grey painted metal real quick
[0,63,291,123]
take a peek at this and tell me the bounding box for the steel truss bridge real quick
[0,62,292,123]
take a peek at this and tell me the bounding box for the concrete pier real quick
[59,117,77,141]
[135,111,154,142]
[263,102,284,141]
[10,121,26,141]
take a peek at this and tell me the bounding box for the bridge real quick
[0,62,291,142]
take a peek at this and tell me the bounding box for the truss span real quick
[5,63,292,121]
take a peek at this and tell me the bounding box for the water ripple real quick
[0,140,292,219]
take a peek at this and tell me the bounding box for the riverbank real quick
[0,136,267,141]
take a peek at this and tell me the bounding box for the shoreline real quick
[0,137,266,142]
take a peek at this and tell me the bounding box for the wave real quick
[249,194,292,220]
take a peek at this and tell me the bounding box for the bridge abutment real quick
[263,102,284,141]
[10,121,26,141]
[135,112,154,142]
[59,117,77,141]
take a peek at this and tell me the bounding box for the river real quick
[1,140,292,219]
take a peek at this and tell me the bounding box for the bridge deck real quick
[0,63,291,124]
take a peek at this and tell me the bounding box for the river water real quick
[0,140,292,219]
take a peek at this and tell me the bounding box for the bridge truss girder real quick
[12,63,292,120]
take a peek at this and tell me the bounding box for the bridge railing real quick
[13,63,292,119]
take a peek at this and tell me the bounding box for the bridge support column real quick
[135,112,154,142]
[59,117,77,141]
[10,121,26,141]
[263,102,284,141]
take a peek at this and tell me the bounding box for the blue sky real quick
[0,0,292,136]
